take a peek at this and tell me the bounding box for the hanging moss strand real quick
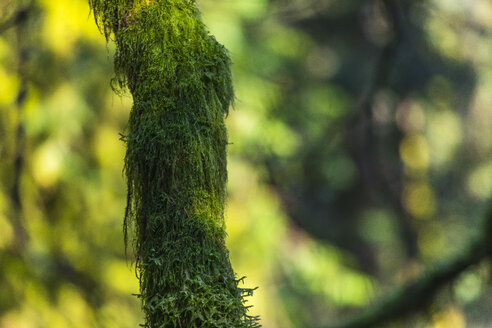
[88,1,259,326]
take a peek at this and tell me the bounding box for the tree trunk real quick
[88,1,259,326]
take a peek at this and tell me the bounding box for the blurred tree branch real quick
[363,0,420,260]
[0,5,31,33]
[297,0,419,266]
[7,1,35,254]
[330,203,492,328]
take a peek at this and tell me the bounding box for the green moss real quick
[88,1,259,326]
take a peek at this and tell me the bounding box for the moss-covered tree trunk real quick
[88,1,258,326]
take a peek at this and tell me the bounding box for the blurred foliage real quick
[1,0,492,327]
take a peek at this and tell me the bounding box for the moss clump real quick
[88,0,259,326]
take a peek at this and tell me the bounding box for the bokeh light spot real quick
[467,162,492,199]
[400,134,429,171]
[31,142,66,188]
[403,181,436,219]
[432,306,466,328]
[427,110,462,166]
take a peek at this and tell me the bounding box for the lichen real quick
[88,1,259,326]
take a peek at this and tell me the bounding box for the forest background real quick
[1,0,492,327]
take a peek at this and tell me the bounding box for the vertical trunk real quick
[88,1,259,326]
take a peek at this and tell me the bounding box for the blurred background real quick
[1,0,492,327]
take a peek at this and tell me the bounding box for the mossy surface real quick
[88,1,259,326]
